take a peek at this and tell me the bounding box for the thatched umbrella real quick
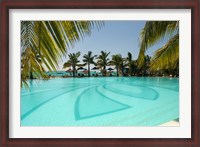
[91,67,98,70]
[107,67,114,71]
[77,67,85,70]
[107,67,114,76]
[91,66,100,76]
[77,67,85,76]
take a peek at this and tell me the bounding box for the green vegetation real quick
[109,54,123,76]
[96,51,111,76]
[21,21,103,86]
[62,50,160,77]
[127,52,134,75]
[63,52,81,77]
[137,21,179,72]
[83,51,97,77]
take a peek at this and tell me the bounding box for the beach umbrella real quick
[107,67,114,71]
[124,67,129,71]
[77,67,85,70]
[77,67,85,76]
[91,67,99,70]
[91,66,99,76]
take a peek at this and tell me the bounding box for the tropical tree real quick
[21,21,103,86]
[96,51,110,76]
[150,34,179,71]
[21,47,49,87]
[63,52,81,77]
[140,55,151,76]
[126,52,136,76]
[132,60,139,75]
[137,21,179,71]
[119,58,128,76]
[83,51,97,77]
[110,54,123,76]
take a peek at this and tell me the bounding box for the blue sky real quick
[59,21,169,70]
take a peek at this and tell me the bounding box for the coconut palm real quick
[21,21,103,86]
[126,52,136,76]
[63,52,81,77]
[119,58,128,76]
[110,54,123,76]
[140,55,151,76]
[21,48,49,87]
[150,34,179,71]
[127,52,132,65]
[83,51,97,77]
[137,21,179,70]
[96,51,110,76]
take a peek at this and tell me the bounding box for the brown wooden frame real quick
[0,0,199,146]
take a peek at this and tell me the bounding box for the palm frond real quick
[137,21,179,66]
[150,34,179,70]
[21,21,103,86]
[21,47,49,87]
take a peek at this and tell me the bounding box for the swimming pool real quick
[21,77,179,126]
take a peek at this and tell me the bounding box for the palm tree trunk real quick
[88,63,90,77]
[116,66,119,77]
[122,66,125,76]
[104,66,106,76]
[72,65,76,77]
[129,65,132,76]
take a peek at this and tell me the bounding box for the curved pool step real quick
[21,86,95,120]
[74,86,130,121]
[100,83,159,100]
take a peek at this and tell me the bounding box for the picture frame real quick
[0,0,199,146]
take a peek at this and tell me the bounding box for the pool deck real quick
[159,120,179,126]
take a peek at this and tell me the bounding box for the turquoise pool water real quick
[21,77,179,126]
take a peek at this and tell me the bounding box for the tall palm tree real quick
[96,51,110,76]
[119,58,128,76]
[83,51,97,77]
[63,52,81,77]
[110,54,123,76]
[21,21,103,86]
[126,52,135,76]
[137,21,179,71]
[140,55,151,76]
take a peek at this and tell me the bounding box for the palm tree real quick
[21,21,103,86]
[119,58,128,76]
[126,52,135,76]
[96,51,110,76]
[83,51,97,77]
[137,21,179,71]
[63,52,81,77]
[140,55,151,76]
[21,48,49,87]
[110,54,123,76]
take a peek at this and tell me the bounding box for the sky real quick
[58,21,169,70]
